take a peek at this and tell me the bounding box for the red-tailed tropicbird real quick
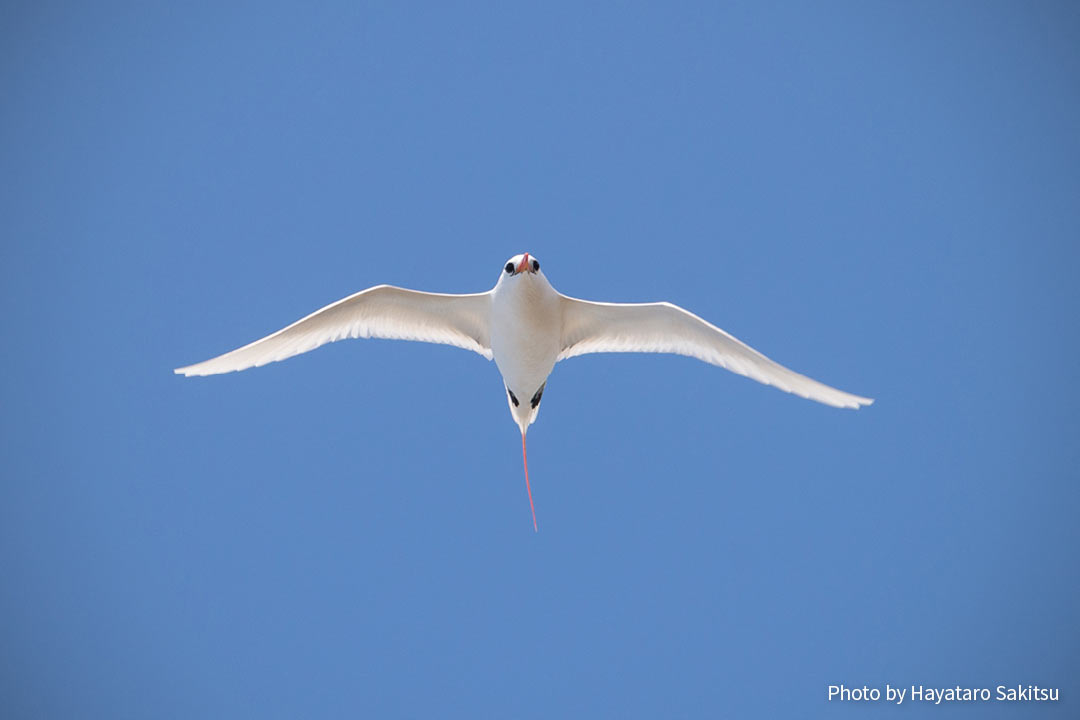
[176,253,873,530]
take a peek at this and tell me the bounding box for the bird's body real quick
[177,253,872,529]
[490,262,562,431]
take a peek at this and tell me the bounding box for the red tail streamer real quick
[522,433,537,532]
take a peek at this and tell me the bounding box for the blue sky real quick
[2,2,1078,718]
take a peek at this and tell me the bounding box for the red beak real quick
[516,253,531,274]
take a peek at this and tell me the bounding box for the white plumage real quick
[177,253,873,529]
[175,285,493,374]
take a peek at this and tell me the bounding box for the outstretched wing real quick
[175,285,492,377]
[558,295,872,409]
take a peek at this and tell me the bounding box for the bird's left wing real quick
[558,295,872,409]
[175,285,492,376]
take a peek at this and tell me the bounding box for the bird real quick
[176,253,872,530]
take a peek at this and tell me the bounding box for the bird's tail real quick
[521,432,537,532]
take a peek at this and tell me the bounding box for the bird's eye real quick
[532,259,540,272]
[505,262,515,274]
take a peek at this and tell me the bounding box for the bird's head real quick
[500,252,541,280]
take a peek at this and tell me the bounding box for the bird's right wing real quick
[558,295,872,409]
[175,285,492,377]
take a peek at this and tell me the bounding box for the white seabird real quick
[177,253,873,530]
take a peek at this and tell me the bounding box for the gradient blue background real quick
[2,2,1077,717]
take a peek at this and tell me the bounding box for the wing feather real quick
[558,295,872,409]
[175,285,492,377]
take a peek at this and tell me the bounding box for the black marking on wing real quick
[507,387,519,407]
[530,382,545,409]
